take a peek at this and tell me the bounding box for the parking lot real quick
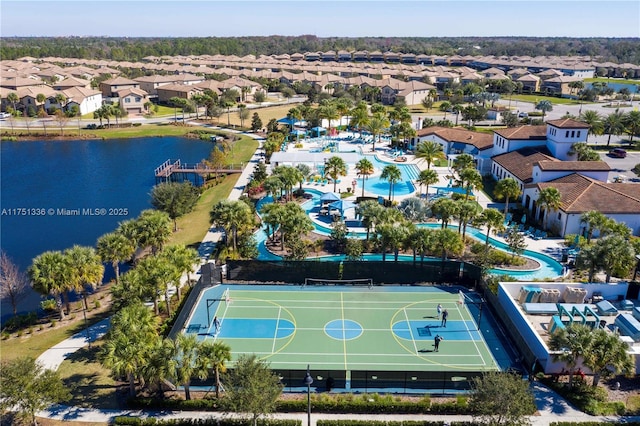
[598,151,640,182]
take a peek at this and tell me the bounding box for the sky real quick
[1,0,639,38]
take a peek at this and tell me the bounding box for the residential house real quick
[414,126,494,173]
[491,147,557,195]
[396,80,436,106]
[522,174,640,237]
[542,75,583,97]
[99,76,139,98]
[115,87,149,114]
[545,118,590,160]
[155,84,202,104]
[134,75,175,97]
[53,76,91,90]
[516,74,541,93]
[62,87,103,115]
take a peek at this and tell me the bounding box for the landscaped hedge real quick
[130,394,470,415]
[551,423,640,426]
[114,417,301,426]
[316,422,481,426]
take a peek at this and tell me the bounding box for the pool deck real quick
[199,130,566,270]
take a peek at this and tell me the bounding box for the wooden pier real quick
[154,159,243,186]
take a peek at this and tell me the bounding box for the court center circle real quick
[324,319,363,340]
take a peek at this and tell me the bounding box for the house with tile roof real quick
[522,174,640,237]
[99,76,139,98]
[491,147,557,194]
[62,87,103,115]
[414,126,494,173]
[115,87,149,114]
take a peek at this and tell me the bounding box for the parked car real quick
[609,148,627,158]
[0,112,11,120]
[518,112,529,118]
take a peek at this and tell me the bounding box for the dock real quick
[154,159,243,186]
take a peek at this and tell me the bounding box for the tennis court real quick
[184,284,505,391]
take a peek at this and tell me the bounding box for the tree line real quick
[2,36,640,64]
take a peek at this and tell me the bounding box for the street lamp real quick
[303,365,313,426]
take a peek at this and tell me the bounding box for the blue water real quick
[365,155,419,197]
[0,137,213,321]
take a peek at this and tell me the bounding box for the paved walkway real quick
[35,317,639,425]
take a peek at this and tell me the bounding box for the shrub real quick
[132,122,142,127]
[94,300,101,309]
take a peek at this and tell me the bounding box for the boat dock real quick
[154,159,243,186]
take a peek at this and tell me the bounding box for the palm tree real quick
[414,140,445,169]
[432,198,459,229]
[579,110,604,142]
[365,112,390,152]
[356,200,384,241]
[6,92,19,115]
[136,254,177,316]
[101,302,158,397]
[324,156,348,193]
[64,245,104,311]
[377,222,410,262]
[381,164,402,202]
[137,210,172,255]
[210,200,253,252]
[458,168,483,200]
[476,208,505,247]
[623,110,640,144]
[534,100,553,120]
[456,200,482,240]
[349,103,369,137]
[198,340,232,399]
[494,178,522,216]
[579,210,607,243]
[354,158,374,197]
[603,110,626,146]
[96,231,135,285]
[537,187,562,231]
[273,165,303,201]
[319,102,339,135]
[28,251,69,320]
[416,169,439,199]
[582,327,634,387]
[548,323,594,389]
[451,153,475,176]
[429,228,464,261]
[167,334,203,400]
[162,244,199,298]
[335,98,353,129]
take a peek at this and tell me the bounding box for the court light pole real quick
[303,365,313,426]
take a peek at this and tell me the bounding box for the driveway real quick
[598,151,640,182]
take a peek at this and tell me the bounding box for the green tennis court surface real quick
[186,285,500,375]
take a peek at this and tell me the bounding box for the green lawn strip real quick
[168,175,237,248]
[508,94,583,106]
[168,136,257,248]
[56,342,120,409]
[584,77,640,86]
[0,310,112,363]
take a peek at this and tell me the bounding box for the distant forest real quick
[1,36,639,64]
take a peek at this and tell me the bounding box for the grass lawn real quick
[508,94,583,106]
[0,309,112,363]
[56,342,121,409]
[584,77,640,86]
[168,174,237,248]
[219,102,303,129]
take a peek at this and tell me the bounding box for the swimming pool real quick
[254,189,563,280]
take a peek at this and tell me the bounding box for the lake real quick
[0,137,213,322]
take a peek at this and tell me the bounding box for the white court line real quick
[403,307,419,355]
[271,306,282,354]
[457,301,487,367]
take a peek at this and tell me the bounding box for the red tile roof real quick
[417,126,493,150]
[493,147,556,182]
[531,174,640,214]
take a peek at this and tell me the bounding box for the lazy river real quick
[255,189,563,280]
